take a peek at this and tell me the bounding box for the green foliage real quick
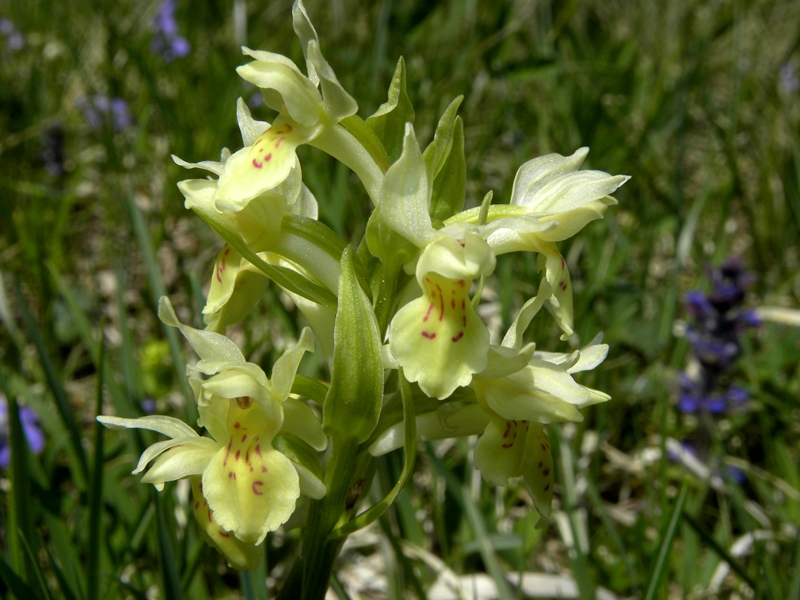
[1,0,799,597]
[323,247,382,444]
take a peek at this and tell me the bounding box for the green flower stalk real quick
[98,0,628,595]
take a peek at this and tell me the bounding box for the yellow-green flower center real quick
[419,273,472,344]
[220,397,280,498]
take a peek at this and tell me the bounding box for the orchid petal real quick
[97,414,199,439]
[171,155,226,177]
[283,398,327,451]
[202,439,300,544]
[237,48,322,127]
[521,423,554,522]
[140,439,219,486]
[203,245,270,333]
[159,297,246,367]
[236,97,270,146]
[191,478,262,571]
[214,118,311,209]
[389,272,488,399]
[511,147,629,215]
[474,415,526,486]
[270,327,315,402]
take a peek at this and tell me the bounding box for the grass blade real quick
[643,481,689,600]
[127,196,195,415]
[682,512,757,591]
[6,395,32,579]
[18,530,53,600]
[461,487,514,600]
[14,285,88,486]
[44,548,80,600]
[87,323,106,600]
[0,553,43,600]
[155,492,184,600]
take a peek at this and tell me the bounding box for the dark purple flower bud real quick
[739,309,761,328]
[684,291,714,320]
[42,125,66,177]
[725,465,746,484]
[686,329,740,369]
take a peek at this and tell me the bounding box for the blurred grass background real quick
[1,0,800,598]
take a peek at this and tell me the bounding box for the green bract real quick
[99,0,628,578]
[323,247,383,444]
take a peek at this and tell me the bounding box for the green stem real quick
[289,438,370,600]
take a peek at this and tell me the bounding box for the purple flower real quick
[0,395,45,468]
[780,63,799,95]
[155,0,179,36]
[142,397,157,415]
[151,0,191,62]
[0,18,25,52]
[110,98,132,131]
[77,95,133,132]
[678,258,757,416]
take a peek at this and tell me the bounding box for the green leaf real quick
[462,488,514,600]
[429,115,467,223]
[18,532,52,600]
[6,394,33,580]
[423,96,463,182]
[323,247,383,444]
[366,57,415,165]
[43,514,85,599]
[0,553,43,600]
[44,548,80,600]
[48,266,134,418]
[682,512,757,591]
[13,288,88,487]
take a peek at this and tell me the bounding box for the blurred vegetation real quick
[1,0,799,598]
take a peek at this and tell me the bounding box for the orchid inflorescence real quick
[98,0,628,583]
